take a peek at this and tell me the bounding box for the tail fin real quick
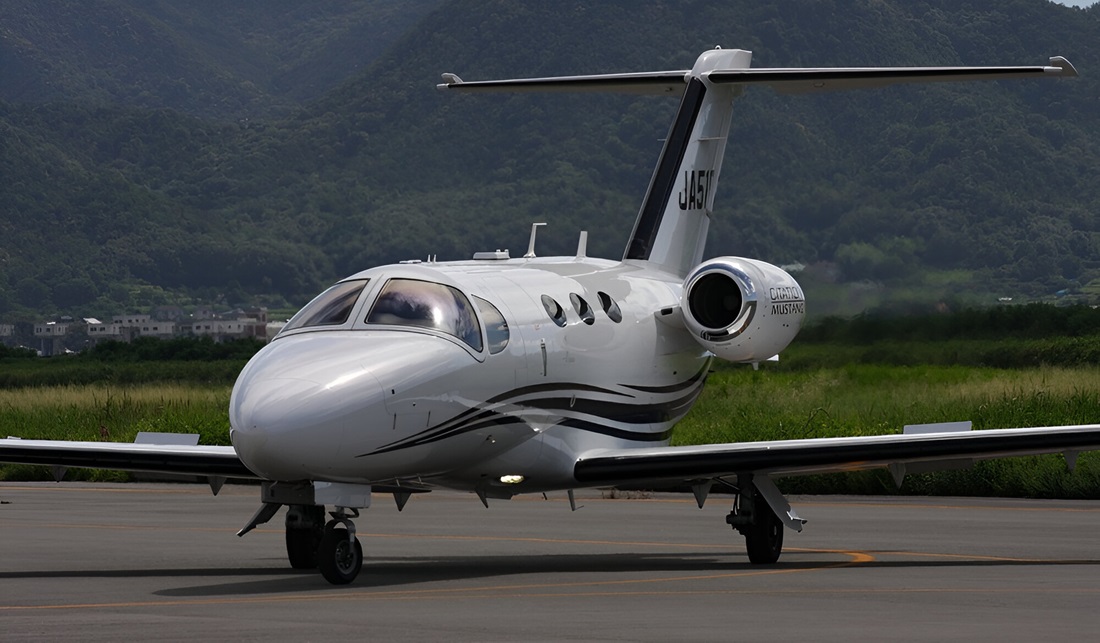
[439,51,1075,277]
[624,49,750,277]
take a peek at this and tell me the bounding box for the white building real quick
[34,321,69,337]
[186,319,250,339]
[86,320,127,339]
[134,321,177,338]
[34,321,70,356]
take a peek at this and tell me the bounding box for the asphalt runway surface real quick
[1,482,1098,641]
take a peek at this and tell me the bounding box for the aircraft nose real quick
[229,335,386,480]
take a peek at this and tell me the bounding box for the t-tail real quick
[439,48,1076,277]
[624,49,748,276]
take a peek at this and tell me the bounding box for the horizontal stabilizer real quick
[438,70,690,95]
[438,56,1075,96]
[709,57,1077,94]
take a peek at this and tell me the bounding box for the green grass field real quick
[675,361,1100,498]
[0,381,233,482]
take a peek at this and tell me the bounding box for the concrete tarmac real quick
[1,482,1098,641]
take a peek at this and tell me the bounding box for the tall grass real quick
[0,359,247,388]
[674,364,1100,498]
[0,383,231,482]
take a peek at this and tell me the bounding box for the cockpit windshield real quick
[366,278,483,351]
[281,279,368,333]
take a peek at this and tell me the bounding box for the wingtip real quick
[1048,56,1079,77]
[437,72,463,90]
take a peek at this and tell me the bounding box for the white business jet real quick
[4,48,1098,585]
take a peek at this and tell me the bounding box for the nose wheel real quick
[317,510,363,585]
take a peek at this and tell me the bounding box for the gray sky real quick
[1053,0,1094,6]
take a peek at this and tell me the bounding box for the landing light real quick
[499,475,525,485]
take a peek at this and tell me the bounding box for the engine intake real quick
[681,257,805,363]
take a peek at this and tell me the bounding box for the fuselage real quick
[229,256,712,496]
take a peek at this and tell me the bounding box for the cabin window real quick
[598,291,622,323]
[473,296,509,354]
[570,293,595,325]
[541,295,567,327]
[367,278,483,351]
[282,279,369,332]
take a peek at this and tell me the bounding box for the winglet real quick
[1049,56,1078,77]
[437,73,463,90]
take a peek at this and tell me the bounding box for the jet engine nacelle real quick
[680,257,805,363]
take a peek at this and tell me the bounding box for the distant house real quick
[113,314,151,327]
[86,320,132,343]
[34,321,69,337]
[87,315,174,343]
[33,320,70,356]
[135,321,177,338]
[182,318,260,341]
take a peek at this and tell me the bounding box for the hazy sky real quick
[1053,0,1094,6]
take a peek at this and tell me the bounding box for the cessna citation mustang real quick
[4,48,1100,585]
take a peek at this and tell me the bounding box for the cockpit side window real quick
[281,279,368,333]
[367,278,483,352]
[473,296,509,354]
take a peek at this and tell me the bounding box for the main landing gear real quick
[285,504,325,569]
[724,473,802,564]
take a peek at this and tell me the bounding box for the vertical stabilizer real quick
[623,49,751,277]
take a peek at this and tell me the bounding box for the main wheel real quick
[744,506,783,564]
[286,527,323,569]
[285,505,325,569]
[317,526,363,585]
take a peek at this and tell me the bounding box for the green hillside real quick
[0,0,442,117]
[1,0,1099,320]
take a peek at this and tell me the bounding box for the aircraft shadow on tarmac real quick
[148,552,1100,597]
[3,552,1095,598]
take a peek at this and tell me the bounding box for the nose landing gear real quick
[239,481,374,585]
[317,509,363,585]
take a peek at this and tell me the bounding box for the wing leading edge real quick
[0,438,256,479]
[573,424,1100,487]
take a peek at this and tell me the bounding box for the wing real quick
[0,437,258,490]
[573,423,1100,488]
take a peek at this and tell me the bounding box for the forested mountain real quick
[0,0,443,117]
[1,0,1099,319]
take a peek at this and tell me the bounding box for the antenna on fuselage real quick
[575,231,588,260]
[524,222,547,258]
